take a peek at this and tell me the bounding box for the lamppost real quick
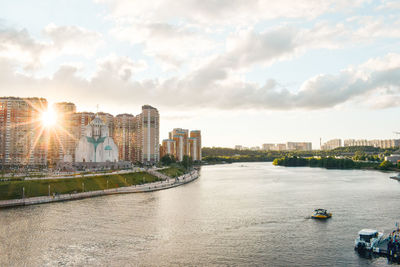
[48,184,50,196]
[82,182,84,192]
[22,187,25,199]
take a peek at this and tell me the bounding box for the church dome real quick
[90,116,105,126]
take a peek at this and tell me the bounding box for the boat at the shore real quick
[390,173,400,181]
[311,209,332,219]
[354,229,384,251]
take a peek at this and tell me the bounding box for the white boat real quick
[390,173,400,181]
[355,229,384,251]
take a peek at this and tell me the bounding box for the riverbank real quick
[273,156,400,172]
[0,170,199,208]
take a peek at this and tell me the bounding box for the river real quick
[1,162,400,266]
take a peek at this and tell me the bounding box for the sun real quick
[41,107,57,127]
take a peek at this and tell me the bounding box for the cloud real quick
[0,25,46,69]
[111,22,216,69]
[43,23,104,57]
[97,0,367,26]
[0,23,104,70]
[95,54,147,81]
[1,52,400,112]
[377,1,400,10]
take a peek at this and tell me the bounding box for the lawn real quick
[158,166,186,178]
[0,172,159,200]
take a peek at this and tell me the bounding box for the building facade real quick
[190,130,202,161]
[0,97,48,168]
[161,139,176,158]
[48,102,77,164]
[113,113,136,162]
[344,139,399,148]
[135,105,160,164]
[286,142,312,151]
[75,116,118,163]
[321,139,342,150]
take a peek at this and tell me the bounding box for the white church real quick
[75,115,119,163]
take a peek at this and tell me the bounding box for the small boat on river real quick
[311,209,332,219]
[390,173,400,181]
[354,229,384,251]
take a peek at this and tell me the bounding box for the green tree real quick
[379,160,393,170]
[161,154,176,165]
[181,155,193,170]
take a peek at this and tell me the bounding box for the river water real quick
[1,163,400,266]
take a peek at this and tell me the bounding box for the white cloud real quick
[1,52,400,112]
[97,0,366,26]
[43,23,104,57]
[95,54,147,81]
[111,22,216,69]
[0,23,104,70]
[377,1,400,10]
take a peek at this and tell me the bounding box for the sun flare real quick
[41,107,57,127]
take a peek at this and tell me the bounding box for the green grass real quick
[158,166,186,178]
[0,172,159,200]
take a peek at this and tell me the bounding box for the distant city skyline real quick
[1,1,400,148]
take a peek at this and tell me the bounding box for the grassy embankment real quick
[158,166,186,178]
[0,172,159,201]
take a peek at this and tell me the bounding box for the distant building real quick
[321,139,342,150]
[190,130,202,161]
[274,144,287,151]
[160,139,176,158]
[72,112,95,139]
[97,112,114,137]
[344,139,399,148]
[135,105,160,164]
[48,102,77,164]
[287,142,312,151]
[0,97,48,167]
[75,116,118,163]
[262,144,275,151]
[165,128,202,161]
[113,114,136,162]
[235,145,243,150]
[385,151,400,164]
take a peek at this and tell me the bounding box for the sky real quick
[1,0,400,149]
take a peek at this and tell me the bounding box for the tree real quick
[181,155,193,170]
[161,154,176,165]
[379,160,393,170]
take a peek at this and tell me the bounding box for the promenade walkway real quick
[0,170,199,208]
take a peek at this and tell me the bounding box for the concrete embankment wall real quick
[0,170,199,208]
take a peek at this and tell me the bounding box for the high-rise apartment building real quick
[188,137,199,161]
[344,138,399,148]
[113,113,136,162]
[161,139,176,158]
[0,97,48,167]
[321,139,342,150]
[48,102,77,164]
[98,112,114,138]
[135,105,159,164]
[165,128,201,161]
[72,112,95,139]
[262,144,275,151]
[190,130,201,161]
[172,134,185,161]
[286,142,312,151]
